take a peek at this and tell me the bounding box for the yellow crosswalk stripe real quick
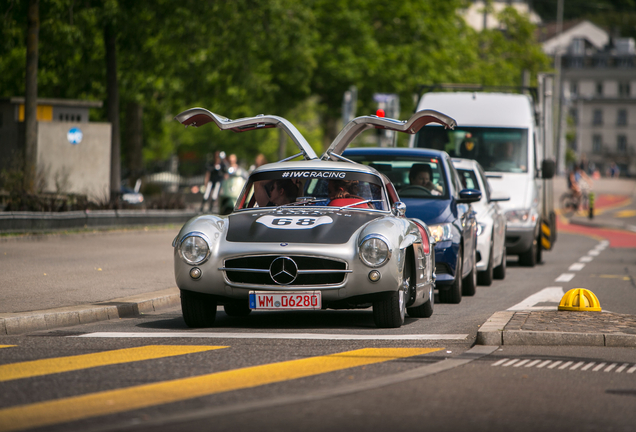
[0,347,441,431]
[0,345,226,382]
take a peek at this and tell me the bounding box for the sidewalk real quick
[477,310,636,347]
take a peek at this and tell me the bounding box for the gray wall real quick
[37,122,111,200]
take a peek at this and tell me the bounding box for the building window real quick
[596,82,603,97]
[570,108,578,125]
[593,135,602,154]
[569,81,578,97]
[619,82,631,97]
[593,109,603,126]
[617,135,627,153]
[617,109,628,126]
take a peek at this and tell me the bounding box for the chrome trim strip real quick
[219,268,352,274]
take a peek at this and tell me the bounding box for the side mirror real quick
[392,201,407,217]
[542,159,556,179]
[458,188,482,204]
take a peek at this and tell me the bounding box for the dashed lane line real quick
[0,347,442,432]
[492,359,635,373]
[555,273,575,282]
[568,263,585,271]
[579,256,594,263]
[74,332,469,340]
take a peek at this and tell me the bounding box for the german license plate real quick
[249,291,321,310]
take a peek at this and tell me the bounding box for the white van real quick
[411,89,556,267]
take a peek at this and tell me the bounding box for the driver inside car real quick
[409,163,442,195]
[254,179,299,207]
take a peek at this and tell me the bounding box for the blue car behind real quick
[344,147,481,304]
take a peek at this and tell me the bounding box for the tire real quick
[439,247,462,304]
[223,302,252,317]
[181,290,217,328]
[407,284,434,318]
[462,245,477,296]
[493,247,506,280]
[477,239,494,286]
[518,234,537,267]
[373,264,407,328]
[536,232,543,265]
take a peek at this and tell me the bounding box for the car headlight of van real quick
[359,234,391,267]
[505,209,536,225]
[178,232,211,265]
[429,223,453,242]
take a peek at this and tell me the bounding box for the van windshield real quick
[416,126,529,173]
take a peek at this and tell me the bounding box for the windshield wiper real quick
[276,198,329,208]
[336,199,383,209]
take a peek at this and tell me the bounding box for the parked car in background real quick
[344,148,481,304]
[172,108,457,328]
[452,158,508,285]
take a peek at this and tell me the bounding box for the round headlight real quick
[179,234,210,265]
[359,235,391,267]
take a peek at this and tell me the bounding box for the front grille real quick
[435,262,451,275]
[224,255,348,286]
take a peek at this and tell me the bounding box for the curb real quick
[477,311,636,348]
[0,288,180,336]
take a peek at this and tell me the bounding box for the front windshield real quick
[346,155,448,199]
[415,126,529,173]
[236,170,388,211]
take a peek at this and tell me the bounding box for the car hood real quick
[485,173,530,212]
[226,209,384,244]
[402,199,454,225]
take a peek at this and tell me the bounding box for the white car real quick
[452,158,508,285]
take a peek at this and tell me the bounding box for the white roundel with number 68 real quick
[256,215,334,230]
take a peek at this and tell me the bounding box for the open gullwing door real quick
[175,108,318,160]
[322,109,456,161]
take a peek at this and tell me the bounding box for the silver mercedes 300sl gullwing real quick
[172,108,456,328]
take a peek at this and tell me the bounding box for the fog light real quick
[190,267,202,279]
[368,270,381,282]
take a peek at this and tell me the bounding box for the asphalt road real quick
[1,226,635,432]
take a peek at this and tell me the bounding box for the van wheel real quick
[519,236,537,267]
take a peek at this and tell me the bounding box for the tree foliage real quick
[0,0,550,175]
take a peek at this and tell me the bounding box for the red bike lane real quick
[557,194,636,248]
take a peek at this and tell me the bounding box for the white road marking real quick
[555,273,575,282]
[581,362,596,371]
[513,359,530,367]
[588,250,600,256]
[558,361,573,369]
[627,365,636,374]
[502,359,520,367]
[492,358,509,366]
[579,256,594,263]
[616,363,630,373]
[568,263,585,271]
[570,361,585,370]
[547,361,563,369]
[525,360,542,368]
[74,332,469,341]
[508,287,565,311]
[592,363,607,372]
[604,363,618,372]
[536,360,552,368]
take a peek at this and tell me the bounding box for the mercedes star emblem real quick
[269,256,298,285]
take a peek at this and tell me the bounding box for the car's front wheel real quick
[439,247,462,304]
[462,245,477,296]
[478,238,494,286]
[373,266,407,328]
[494,247,506,280]
[181,289,217,327]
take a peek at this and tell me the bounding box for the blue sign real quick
[67,127,83,145]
